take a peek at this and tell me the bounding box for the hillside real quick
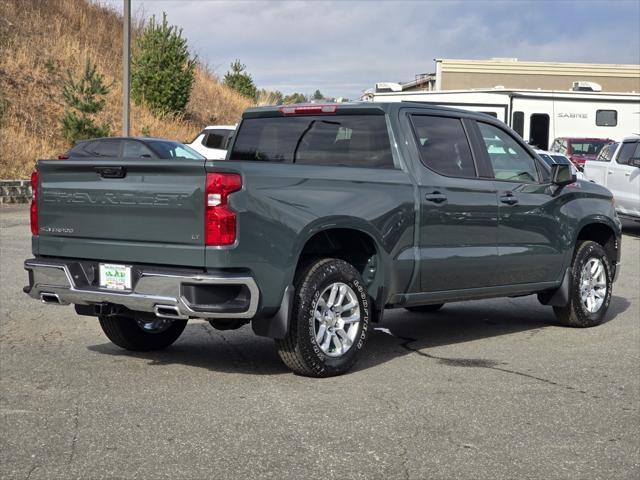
[0,0,252,178]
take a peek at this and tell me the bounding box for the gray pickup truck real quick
[25,103,622,377]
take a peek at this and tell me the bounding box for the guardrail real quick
[0,180,32,204]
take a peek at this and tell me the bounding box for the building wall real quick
[435,59,640,93]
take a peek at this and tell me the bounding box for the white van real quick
[583,134,640,221]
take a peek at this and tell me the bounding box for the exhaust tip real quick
[154,304,185,319]
[40,292,61,304]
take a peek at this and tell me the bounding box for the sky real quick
[102,0,640,99]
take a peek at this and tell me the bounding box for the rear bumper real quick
[24,258,259,320]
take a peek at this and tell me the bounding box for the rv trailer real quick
[366,87,640,150]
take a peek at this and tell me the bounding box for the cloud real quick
[110,0,640,98]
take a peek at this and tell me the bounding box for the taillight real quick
[205,172,242,246]
[30,170,39,236]
[57,154,69,160]
[279,104,337,116]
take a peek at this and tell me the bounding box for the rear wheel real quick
[553,241,613,328]
[276,258,371,377]
[405,303,444,313]
[99,314,187,351]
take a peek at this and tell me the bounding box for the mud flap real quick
[537,268,570,307]
[252,285,294,339]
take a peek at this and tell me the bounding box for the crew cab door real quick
[471,120,565,285]
[406,113,500,292]
[608,140,640,217]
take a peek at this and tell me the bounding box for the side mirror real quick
[551,164,576,186]
[630,157,640,168]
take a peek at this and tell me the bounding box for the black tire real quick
[553,240,613,328]
[275,258,371,377]
[405,303,445,313]
[99,314,187,351]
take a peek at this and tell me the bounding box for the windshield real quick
[147,141,205,160]
[570,140,609,155]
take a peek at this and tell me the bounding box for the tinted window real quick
[478,122,539,183]
[595,142,618,162]
[410,115,476,178]
[203,130,228,149]
[616,142,640,165]
[596,110,617,127]
[67,142,93,157]
[230,115,394,168]
[147,141,205,160]
[512,111,524,137]
[569,140,609,155]
[85,139,120,157]
[122,140,154,158]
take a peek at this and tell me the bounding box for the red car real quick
[549,137,615,171]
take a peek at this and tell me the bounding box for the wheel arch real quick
[292,218,389,319]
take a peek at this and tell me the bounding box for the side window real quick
[203,130,227,149]
[83,140,119,157]
[596,110,617,127]
[410,115,476,178]
[122,140,153,158]
[477,122,539,183]
[512,111,524,138]
[616,142,640,165]
[595,143,617,162]
[560,140,568,155]
[95,140,120,157]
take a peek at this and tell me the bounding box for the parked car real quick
[187,125,236,160]
[535,150,583,180]
[583,134,640,221]
[26,103,621,377]
[60,137,205,160]
[549,137,615,171]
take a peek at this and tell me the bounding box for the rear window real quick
[569,140,609,155]
[230,115,394,168]
[147,141,205,160]
[203,130,230,149]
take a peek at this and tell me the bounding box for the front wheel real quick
[553,241,613,328]
[99,314,187,351]
[276,258,371,377]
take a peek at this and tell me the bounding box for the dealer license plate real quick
[99,263,132,291]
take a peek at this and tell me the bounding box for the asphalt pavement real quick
[1,205,638,480]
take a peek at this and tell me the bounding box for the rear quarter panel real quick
[204,161,416,310]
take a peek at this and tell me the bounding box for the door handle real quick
[500,192,518,205]
[425,191,447,204]
[607,170,613,175]
[625,172,631,176]
[95,166,127,179]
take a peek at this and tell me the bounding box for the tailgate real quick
[36,158,206,267]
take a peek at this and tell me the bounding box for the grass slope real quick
[0,0,251,178]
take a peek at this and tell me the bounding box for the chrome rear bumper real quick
[24,258,259,320]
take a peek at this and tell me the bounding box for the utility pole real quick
[122,0,131,136]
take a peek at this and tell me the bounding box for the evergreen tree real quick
[131,12,196,115]
[223,59,257,101]
[313,89,324,100]
[61,59,111,143]
[283,92,308,104]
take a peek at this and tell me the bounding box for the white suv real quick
[187,125,236,160]
[583,134,640,221]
